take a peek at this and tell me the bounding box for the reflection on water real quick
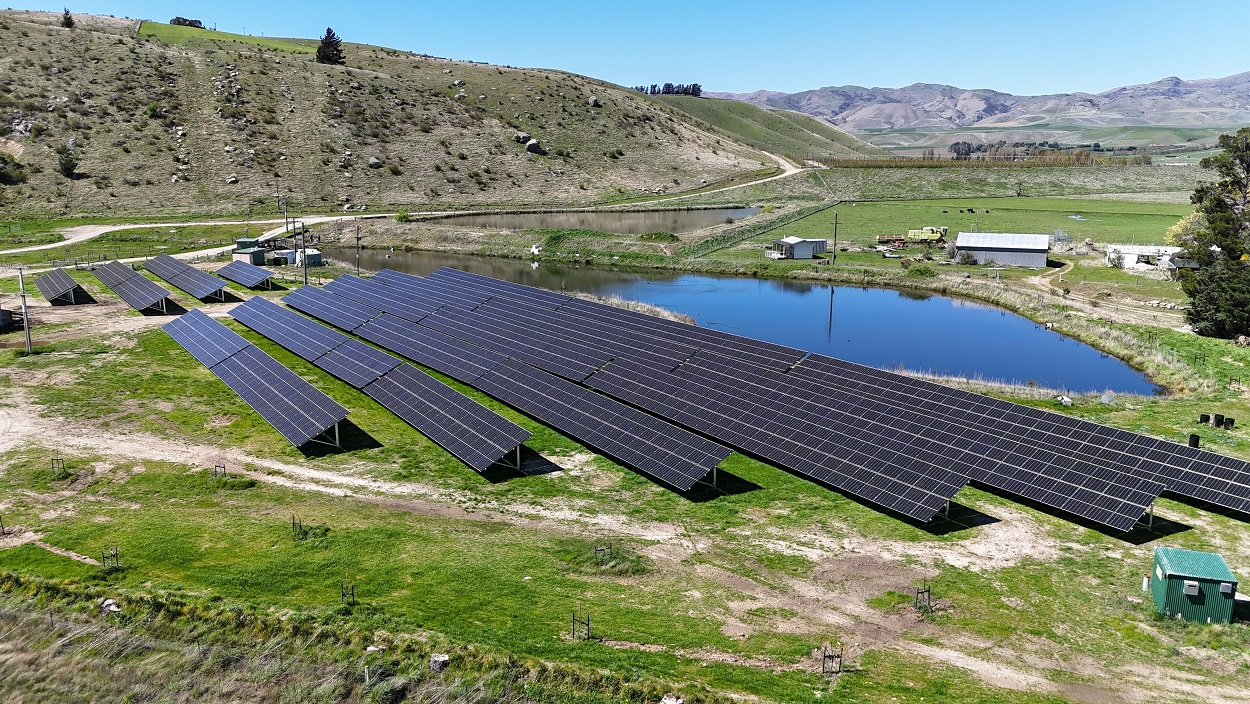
[333,248,1160,395]
[422,207,761,235]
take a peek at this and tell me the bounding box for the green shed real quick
[1151,547,1238,624]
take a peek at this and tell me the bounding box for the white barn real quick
[954,232,1049,267]
[768,236,828,260]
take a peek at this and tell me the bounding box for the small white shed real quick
[768,236,828,260]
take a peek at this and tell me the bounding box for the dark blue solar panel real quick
[216,260,273,288]
[231,296,344,362]
[162,309,250,367]
[282,285,379,332]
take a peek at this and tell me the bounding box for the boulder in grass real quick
[588,96,602,108]
[367,156,383,169]
[525,139,546,155]
[429,653,449,673]
[225,174,238,184]
[513,131,530,144]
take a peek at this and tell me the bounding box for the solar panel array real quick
[144,254,228,300]
[92,261,172,312]
[285,277,730,489]
[34,268,85,304]
[230,296,530,470]
[162,309,347,447]
[365,267,1250,530]
[216,260,274,289]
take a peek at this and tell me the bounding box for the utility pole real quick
[16,267,32,355]
[831,211,838,265]
[355,223,362,276]
[299,221,309,287]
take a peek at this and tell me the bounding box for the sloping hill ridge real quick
[650,95,887,159]
[710,72,1250,131]
[0,10,771,217]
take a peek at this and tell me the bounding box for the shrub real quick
[639,231,679,242]
[394,211,410,223]
[905,264,937,278]
[956,251,978,265]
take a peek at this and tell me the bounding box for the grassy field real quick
[137,20,314,54]
[652,95,887,159]
[861,123,1236,152]
[0,224,256,267]
[710,197,1192,257]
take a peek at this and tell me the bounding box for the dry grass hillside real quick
[0,11,769,217]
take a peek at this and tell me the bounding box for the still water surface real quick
[339,249,1160,395]
[422,207,761,234]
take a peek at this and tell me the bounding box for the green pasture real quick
[138,21,314,54]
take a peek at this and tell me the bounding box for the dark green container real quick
[1151,547,1238,624]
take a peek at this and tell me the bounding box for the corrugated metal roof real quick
[1155,547,1238,582]
[778,236,805,244]
[955,232,1050,250]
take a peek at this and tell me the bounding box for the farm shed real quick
[954,232,1049,267]
[768,236,828,260]
[1150,546,1238,624]
[1105,244,1197,274]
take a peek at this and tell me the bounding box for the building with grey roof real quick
[954,232,1049,267]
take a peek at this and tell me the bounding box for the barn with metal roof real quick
[954,232,1050,267]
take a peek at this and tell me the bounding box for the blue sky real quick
[23,1,1250,95]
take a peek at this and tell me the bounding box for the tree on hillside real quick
[54,145,77,179]
[316,27,345,65]
[60,8,74,28]
[1179,127,1250,338]
[1164,211,1206,247]
[948,141,973,160]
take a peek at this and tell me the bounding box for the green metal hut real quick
[1150,547,1238,624]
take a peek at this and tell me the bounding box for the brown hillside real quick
[0,11,769,217]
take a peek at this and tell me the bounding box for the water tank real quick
[1225,417,1236,430]
[1189,434,1200,448]
[1200,413,1211,424]
[1214,414,1224,427]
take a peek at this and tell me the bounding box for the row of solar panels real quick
[34,261,273,311]
[162,309,348,447]
[341,267,1250,532]
[281,280,732,491]
[228,297,531,471]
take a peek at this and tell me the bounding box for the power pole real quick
[831,211,838,265]
[300,222,309,287]
[16,267,32,355]
[355,223,362,276]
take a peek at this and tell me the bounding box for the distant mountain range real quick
[707,73,1250,131]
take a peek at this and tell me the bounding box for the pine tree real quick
[315,27,345,66]
[60,8,74,28]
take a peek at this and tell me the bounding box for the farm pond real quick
[334,248,1161,395]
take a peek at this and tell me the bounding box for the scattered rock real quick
[170,174,181,183]
[587,95,601,107]
[429,653,450,673]
[513,131,531,144]
[368,156,383,169]
[442,69,452,74]
[225,174,238,184]
[453,80,465,87]
[659,696,684,704]
[67,137,78,148]
[1236,335,1250,347]
[525,139,546,155]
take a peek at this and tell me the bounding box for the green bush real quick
[905,264,937,278]
[394,211,410,223]
[639,231,678,242]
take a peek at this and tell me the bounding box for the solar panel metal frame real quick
[34,268,84,303]
[363,364,531,472]
[216,260,274,289]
